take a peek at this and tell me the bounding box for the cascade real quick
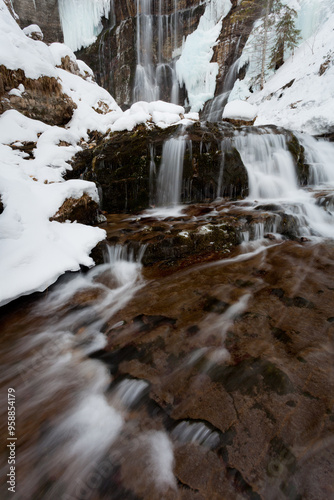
[234,132,298,199]
[233,130,334,239]
[0,244,149,498]
[156,136,187,207]
[133,0,184,103]
[204,36,242,121]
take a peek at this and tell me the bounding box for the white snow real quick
[248,12,334,135]
[176,0,232,112]
[222,100,257,121]
[49,42,77,67]
[228,0,334,135]
[0,2,56,79]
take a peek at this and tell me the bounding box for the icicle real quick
[58,0,113,51]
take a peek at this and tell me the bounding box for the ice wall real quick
[58,0,112,52]
[176,0,232,112]
[295,0,333,42]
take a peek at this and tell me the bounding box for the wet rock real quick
[50,193,100,225]
[287,133,309,186]
[209,357,295,396]
[0,195,3,215]
[81,122,248,213]
[223,117,256,127]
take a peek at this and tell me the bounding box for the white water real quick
[156,135,187,207]
[133,0,187,103]
[234,132,298,199]
[0,245,176,499]
[233,131,334,239]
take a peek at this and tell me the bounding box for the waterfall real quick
[204,38,242,121]
[156,136,187,207]
[134,0,179,103]
[134,0,158,102]
[232,130,334,239]
[295,133,334,186]
[234,132,298,199]
[133,0,203,104]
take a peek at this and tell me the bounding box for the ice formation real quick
[176,0,232,111]
[58,0,113,51]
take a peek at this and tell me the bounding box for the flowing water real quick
[134,0,181,103]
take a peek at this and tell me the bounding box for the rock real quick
[23,24,43,40]
[99,240,334,500]
[0,66,76,125]
[0,195,4,214]
[80,122,248,213]
[49,193,100,225]
[287,133,309,186]
[222,100,257,126]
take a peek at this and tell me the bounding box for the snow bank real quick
[23,24,43,40]
[223,100,257,121]
[176,0,232,112]
[247,12,334,135]
[0,2,56,79]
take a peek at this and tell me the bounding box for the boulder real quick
[222,100,257,126]
[49,193,100,225]
[23,24,43,41]
[0,66,76,125]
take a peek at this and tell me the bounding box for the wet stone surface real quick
[1,200,333,500]
[97,239,334,500]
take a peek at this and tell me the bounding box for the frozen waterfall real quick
[58,0,113,51]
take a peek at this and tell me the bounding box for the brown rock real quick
[50,193,100,225]
[0,66,76,125]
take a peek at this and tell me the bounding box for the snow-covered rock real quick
[222,100,257,123]
[23,24,44,41]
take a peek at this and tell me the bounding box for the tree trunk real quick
[260,0,271,89]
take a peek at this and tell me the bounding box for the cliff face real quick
[10,0,258,110]
[12,0,63,43]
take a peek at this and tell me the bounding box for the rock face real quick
[77,0,205,106]
[0,66,76,126]
[12,0,63,43]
